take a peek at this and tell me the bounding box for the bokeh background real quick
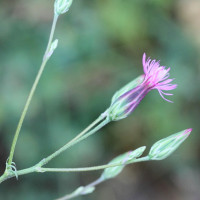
[0,0,200,199]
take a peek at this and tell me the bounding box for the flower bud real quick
[101,147,146,180]
[107,75,145,121]
[100,153,126,181]
[148,128,192,160]
[45,39,58,59]
[54,0,73,16]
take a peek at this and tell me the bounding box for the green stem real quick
[44,14,59,58]
[63,110,108,151]
[0,164,39,184]
[39,118,110,166]
[38,156,150,173]
[0,155,150,184]
[7,14,59,166]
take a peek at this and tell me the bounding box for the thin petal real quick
[158,90,173,103]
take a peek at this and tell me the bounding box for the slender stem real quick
[7,15,59,165]
[44,14,59,57]
[81,177,103,192]
[39,118,110,166]
[40,164,121,172]
[38,156,150,172]
[0,155,150,184]
[56,177,104,200]
[64,110,108,151]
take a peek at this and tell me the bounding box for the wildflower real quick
[107,53,177,121]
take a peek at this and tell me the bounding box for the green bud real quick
[45,39,58,59]
[50,39,58,51]
[107,75,145,121]
[54,0,73,16]
[148,128,192,160]
[101,147,146,180]
[100,153,127,180]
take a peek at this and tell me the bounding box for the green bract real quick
[107,74,145,121]
[111,75,144,103]
[54,0,73,16]
[100,153,127,180]
[126,146,146,163]
[148,129,192,160]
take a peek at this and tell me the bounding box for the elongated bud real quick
[107,75,145,121]
[101,147,146,180]
[45,39,58,59]
[54,0,73,16]
[148,128,192,160]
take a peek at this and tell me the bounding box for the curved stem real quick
[7,14,59,165]
[39,118,110,166]
[39,156,150,172]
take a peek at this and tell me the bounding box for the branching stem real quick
[7,14,59,166]
[38,117,110,166]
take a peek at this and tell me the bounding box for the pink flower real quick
[142,53,177,102]
[108,53,177,121]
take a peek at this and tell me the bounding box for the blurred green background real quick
[0,0,200,199]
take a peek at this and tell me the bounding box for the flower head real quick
[107,53,177,121]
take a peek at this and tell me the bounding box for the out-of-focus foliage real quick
[0,0,200,199]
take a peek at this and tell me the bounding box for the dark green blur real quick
[0,0,199,199]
